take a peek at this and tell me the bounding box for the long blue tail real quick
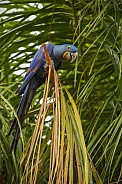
[8,83,37,152]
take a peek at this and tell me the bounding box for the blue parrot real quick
[8,43,78,152]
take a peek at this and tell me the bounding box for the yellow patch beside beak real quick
[63,51,71,60]
[63,51,78,62]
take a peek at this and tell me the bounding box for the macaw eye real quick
[66,46,70,50]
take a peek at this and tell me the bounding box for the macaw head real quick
[53,44,78,62]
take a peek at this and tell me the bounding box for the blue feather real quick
[8,42,78,152]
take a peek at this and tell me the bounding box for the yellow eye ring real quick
[66,46,70,49]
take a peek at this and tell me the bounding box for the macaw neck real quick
[51,54,62,71]
[52,45,64,61]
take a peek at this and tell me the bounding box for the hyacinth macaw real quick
[8,42,78,152]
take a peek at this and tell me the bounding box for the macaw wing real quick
[27,43,54,73]
[18,43,54,95]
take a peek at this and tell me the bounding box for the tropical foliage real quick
[0,0,122,183]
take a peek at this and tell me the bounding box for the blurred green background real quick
[0,0,122,183]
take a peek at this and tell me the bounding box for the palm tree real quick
[0,0,122,183]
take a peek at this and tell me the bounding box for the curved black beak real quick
[70,51,78,63]
[63,51,78,62]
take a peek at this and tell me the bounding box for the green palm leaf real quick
[0,0,122,183]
